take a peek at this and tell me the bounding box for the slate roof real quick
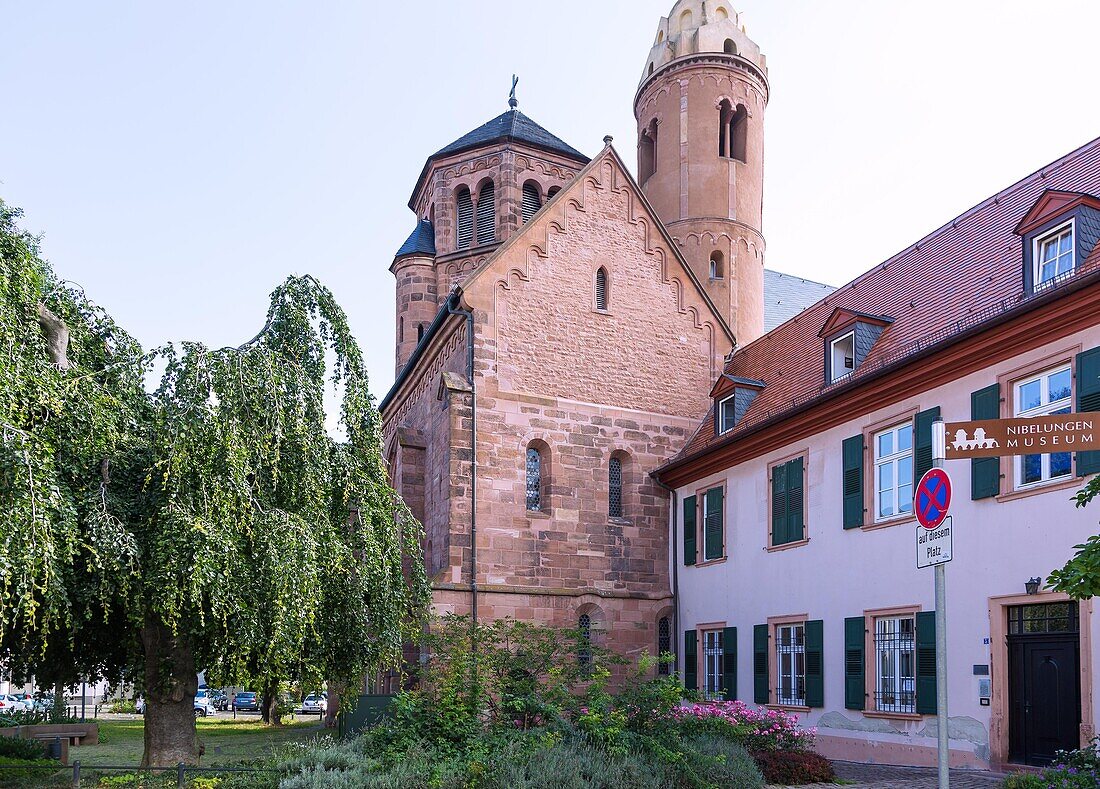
[763,269,836,332]
[670,136,1100,465]
[395,219,436,258]
[432,108,588,162]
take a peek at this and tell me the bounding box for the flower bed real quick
[667,701,816,753]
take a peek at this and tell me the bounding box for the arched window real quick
[723,38,737,55]
[718,101,748,162]
[715,6,729,22]
[476,181,496,245]
[679,9,693,31]
[521,182,542,224]
[547,185,561,199]
[525,444,543,511]
[658,616,671,675]
[416,323,425,343]
[595,267,609,311]
[399,316,404,342]
[578,613,592,668]
[639,119,658,183]
[709,252,724,279]
[608,456,623,518]
[456,187,474,249]
[657,30,664,44]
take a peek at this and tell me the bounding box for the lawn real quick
[78,716,324,766]
[0,716,325,787]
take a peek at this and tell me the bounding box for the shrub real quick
[667,701,815,753]
[1002,773,1046,789]
[751,750,835,785]
[0,736,48,761]
[108,699,138,714]
[684,735,765,789]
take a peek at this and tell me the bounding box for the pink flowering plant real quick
[666,699,816,753]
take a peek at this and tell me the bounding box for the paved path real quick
[766,761,1006,788]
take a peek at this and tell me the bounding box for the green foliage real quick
[109,699,138,714]
[1048,476,1100,599]
[0,199,429,764]
[749,749,835,785]
[1002,774,1046,789]
[0,735,49,760]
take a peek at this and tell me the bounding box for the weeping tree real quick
[0,200,429,766]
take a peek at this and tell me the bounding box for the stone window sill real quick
[526,510,552,520]
[766,703,811,714]
[997,475,1080,504]
[862,514,916,532]
[766,538,810,553]
[592,308,612,316]
[692,557,728,568]
[861,710,923,722]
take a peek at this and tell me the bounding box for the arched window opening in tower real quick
[595,267,609,311]
[476,181,496,245]
[525,444,545,511]
[416,323,425,343]
[639,119,658,183]
[710,252,724,280]
[723,38,737,55]
[730,104,748,163]
[658,616,671,675]
[547,186,561,199]
[715,6,730,22]
[608,455,623,518]
[679,9,693,31]
[578,612,592,667]
[521,182,542,224]
[456,187,474,249]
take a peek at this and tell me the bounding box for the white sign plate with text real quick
[916,516,953,569]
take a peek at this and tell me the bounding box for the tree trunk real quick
[140,616,199,768]
[260,679,282,727]
[52,682,66,721]
[323,680,344,729]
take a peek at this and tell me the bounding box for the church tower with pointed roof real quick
[391,94,589,373]
[636,0,769,345]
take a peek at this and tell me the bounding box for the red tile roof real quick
[671,136,1100,464]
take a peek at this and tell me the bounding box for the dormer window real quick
[718,394,737,433]
[1034,221,1074,288]
[829,332,855,382]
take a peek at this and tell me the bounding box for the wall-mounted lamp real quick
[1025,577,1042,595]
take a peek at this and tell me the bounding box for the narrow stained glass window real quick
[608,457,623,518]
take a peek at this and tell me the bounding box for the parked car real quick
[2,696,29,712]
[232,692,259,712]
[194,696,217,717]
[300,693,327,714]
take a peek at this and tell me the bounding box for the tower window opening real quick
[648,62,654,76]
[595,267,609,311]
[521,182,542,224]
[416,323,425,343]
[456,187,474,249]
[476,181,496,245]
[709,252,724,280]
[547,186,561,199]
[639,119,658,183]
[723,38,737,55]
[718,101,748,162]
[679,9,693,31]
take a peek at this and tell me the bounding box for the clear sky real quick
[3,1,1099,399]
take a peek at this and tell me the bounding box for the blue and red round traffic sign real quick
[915,468,952,529]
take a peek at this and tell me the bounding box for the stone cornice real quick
[634,52,770,113]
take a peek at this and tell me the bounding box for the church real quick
[380,0,1100,772]
[380,0,825,666]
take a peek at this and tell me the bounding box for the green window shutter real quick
[971,384,1001,499]
[753,624,769,704]
[722,626,737,700]
[842,435,865,529]
[786,457,805,543]
[684,629,698,691]
[804,619,824,708]
[1077,346,1100,476]
[844,616,865,710]
[771,463,788,546]
[913,406,941,487]
[683,495,697,566]
[915,611,937,715]
[704,487,724,560]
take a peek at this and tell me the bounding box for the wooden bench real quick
[30,730,86,745]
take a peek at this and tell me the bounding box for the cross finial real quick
[509,75,519,109]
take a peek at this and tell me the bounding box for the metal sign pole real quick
[932,419,949,789]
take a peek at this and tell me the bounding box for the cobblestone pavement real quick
[765,761,1007,788]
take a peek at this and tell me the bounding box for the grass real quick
[0,716,324,787]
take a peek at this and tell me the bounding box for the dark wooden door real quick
[1008,634,1080,765]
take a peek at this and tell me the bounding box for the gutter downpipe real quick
[446,290,477,628]
[654,477,679,677]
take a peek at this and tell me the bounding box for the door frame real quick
[989,591,1094,769]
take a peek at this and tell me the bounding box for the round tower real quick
[391,220,440,375]
[635,0,768,344]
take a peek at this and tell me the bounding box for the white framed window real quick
[775,623,806,706]
[874,616,915,714]
[830,332,855,382]
[718,394,736,434]
[1014,365,1073,488]
[703,629,724,700]
[874,422,913,521]
[1033,221,1074,289]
